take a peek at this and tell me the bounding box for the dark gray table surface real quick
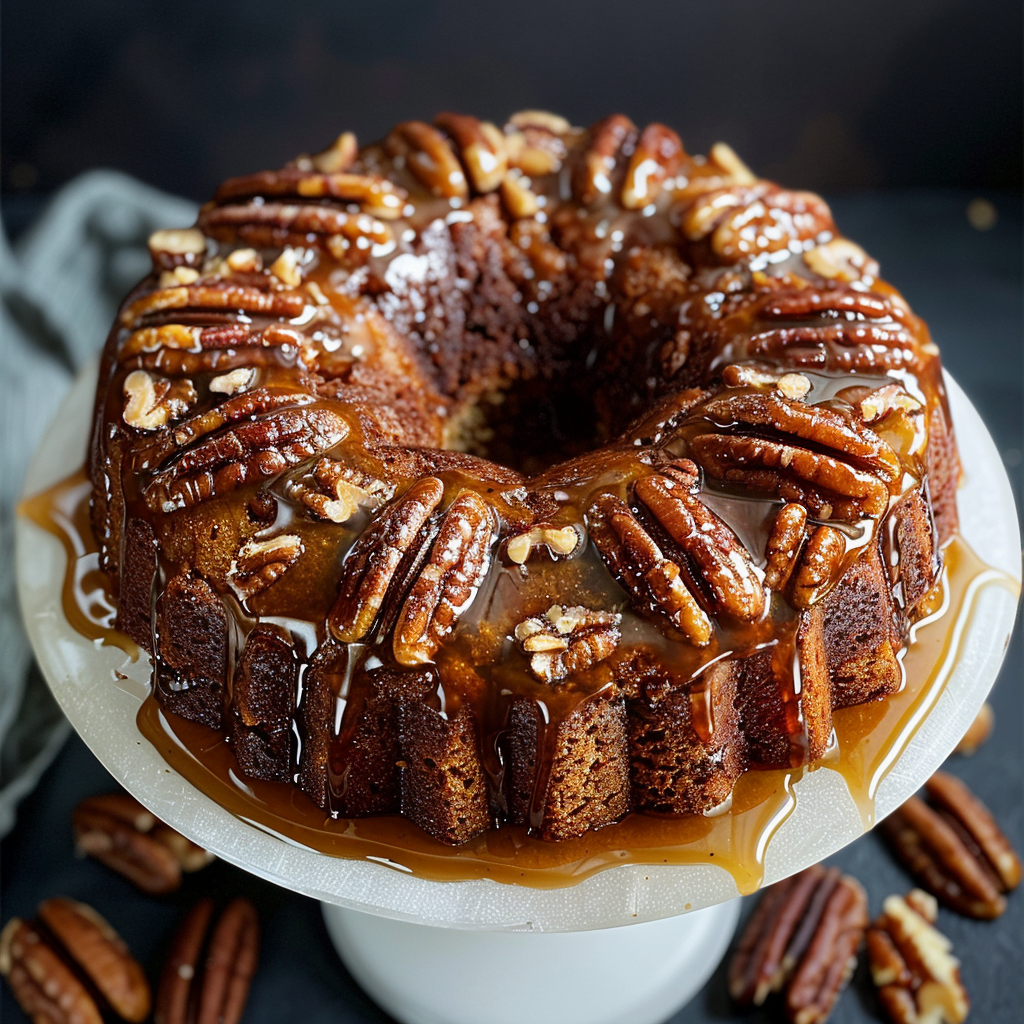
[2,190,1021,1023]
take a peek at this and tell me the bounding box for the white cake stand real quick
[16,364,1020,1024]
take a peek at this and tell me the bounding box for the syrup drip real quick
[18,470,1018,891]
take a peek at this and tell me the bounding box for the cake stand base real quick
[321,898,740,1024]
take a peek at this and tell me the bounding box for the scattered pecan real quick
[148,228,207,269]
[514,605,621,683]
[0,917,105,1024]
[386,121,468,198]
[143,406,349,514]
[154,898,259,1024]
[505,524,581,564]
[858,383,924,425]
[435,112,508,193]
[707,142,757,185]
[953,702,993,756]
[880,771,1021,919]
[37,898,151,1023]
[867,891,969,1024]
[329,477,444,642]
[729,864,868,1024]
[73,793,213,894]
[634,463,766,620]
[123,371,196,431]
[230,534,304,599]
[620,123,684,209]
[689,389,899,520]
[589,493,712,645]
[393,490,496,666]
[306,131,358,174]
[1,898,151,1024]
[209,368,256,396]
[722,364,812,400]
[573,113,638,205]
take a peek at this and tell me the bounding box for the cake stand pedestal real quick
[16,365,1019,1024]
[322,899,739,1024]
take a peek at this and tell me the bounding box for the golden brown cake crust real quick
[89,111,958,845]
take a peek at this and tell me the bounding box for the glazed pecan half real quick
[329,477,444,642]
[393,490,496,666]
[729,864,868,1024]
[573,113,638,205]
[689,388,900,520]
[588,493,712,645]
[620,123,684,209]
[880,771,1021,919]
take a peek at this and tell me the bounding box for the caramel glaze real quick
[19,472,1017,890]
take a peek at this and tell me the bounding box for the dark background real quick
[2,0,1022,211]
[3,3,1022,1023]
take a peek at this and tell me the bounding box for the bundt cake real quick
[89,111,958,846]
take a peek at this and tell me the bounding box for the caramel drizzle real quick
[17,474,1017,890]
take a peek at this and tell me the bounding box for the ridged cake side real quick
[89,111,957,845]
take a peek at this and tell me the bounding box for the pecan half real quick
[38,898,151,1023]
[230,534,304,599]
[435,112,508,193]
[143,406,349,513]
[155,899,260,1024]
[499,168,541,219]
[880,771,1021,918]
[0,917,104,1024]
[589,493,711,645]
[690,389,899,520]
[789,526,846,610]
[867,892,969,1024]
[73,793,213,893]
[621,123,684,209]
[307,131,358,174]
[514,605,621,683]
[505,110,570,176]
[634,464,765,620]
[803,237,879,283]
[120,283,306,328]
[729,864,868,1024]
[764,502,808,591]
[386,121,468,198]
[329,477,444,642]
[573,114,638,205]
[393,490,496,666]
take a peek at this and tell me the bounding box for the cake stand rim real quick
[15,360,1021,932]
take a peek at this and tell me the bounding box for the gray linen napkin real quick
[0,171,197,836]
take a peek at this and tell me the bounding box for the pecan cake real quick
[89,112,958,845]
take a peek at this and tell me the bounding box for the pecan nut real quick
[123,370,196,431]
[689,389,900,520]
[573,114,638,205]
[589,493,712,645]
[297,458,394,524]
[620,123,684,209]
[789,526,846,610]
[634,463,766,620]
[729,864,868,1024]
[386,121,468,198]
[514,605,621,683]
[73,792,213,894]
[38,898,151,1023]
[764,502,808,591]
[230,534,304,600]
[155,898,260,1024]
[880,771,1021,919]
[393,490,496,666]
[803,237,879,283]
[505,110,570,177]
[435,112,508,194]
[505,523,581,564]
[329,477,444,642]
[867,892,969,1024]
